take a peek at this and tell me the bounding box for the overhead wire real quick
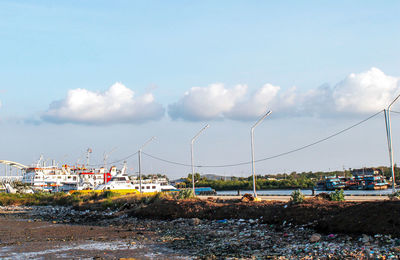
[142,109,384,168]
[86,151,139,167]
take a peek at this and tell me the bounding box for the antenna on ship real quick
[121,161,127,175]
[36,155,44,167]
[86,148,92,167]
[103,147,117,169]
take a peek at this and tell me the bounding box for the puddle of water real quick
[0,246,12,253]
[0,240,141,259]
[29,224,57,229]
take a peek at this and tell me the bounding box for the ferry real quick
[93,176,177,194]
[22,157,115,192]
[22,156,177,194]
[69,163,176,194]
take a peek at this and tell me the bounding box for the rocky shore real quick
[1,200,400,259]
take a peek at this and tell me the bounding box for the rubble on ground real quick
[2,205,400,259]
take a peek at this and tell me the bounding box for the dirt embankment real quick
[111,198,400,236]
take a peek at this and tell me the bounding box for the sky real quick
[0,1,400,179]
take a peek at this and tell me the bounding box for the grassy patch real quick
[0,191,191,210]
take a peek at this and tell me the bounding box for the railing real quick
[0,176,23,183]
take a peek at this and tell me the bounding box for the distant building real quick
[351,168,382,176]
[201,174,234,181]
[170,178,187,187]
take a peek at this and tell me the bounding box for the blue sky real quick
[0,1,399,178]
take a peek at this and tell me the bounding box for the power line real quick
[142,110,384,168]
[87,151,139,167]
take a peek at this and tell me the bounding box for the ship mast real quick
[86,148,92,167]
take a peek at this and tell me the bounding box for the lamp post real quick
[138,137,156,194]
[191,124,210,196]
[251,110,272,197]
[385,93,400,192]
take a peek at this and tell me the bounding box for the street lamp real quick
[138,137,156,194]
[385,93,400,192]
[251,110,272,197]
[191,124,210,196]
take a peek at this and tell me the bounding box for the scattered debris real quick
[241,193,255,202]
[2,199,400,258]
[310,233,321,242]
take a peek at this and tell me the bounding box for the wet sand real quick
[0,214,185,259]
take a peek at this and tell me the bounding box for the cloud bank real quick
[169,67,400,121]
[41,68,400,125]
[42,82,164,124]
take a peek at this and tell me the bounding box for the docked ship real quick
[315,168,389,191]
[363,175,389,190]
[316,177,346,191]
[22,157,176,194]
[22,156,117,192]
[93,165,176,194]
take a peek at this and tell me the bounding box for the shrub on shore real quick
[173,189,195,199]
[290,189,305,204]
[330,189,345,201]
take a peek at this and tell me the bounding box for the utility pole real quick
[251,110,272,198]
[385,93,400,193]
[191,124,210,196]
[138,137,156,194]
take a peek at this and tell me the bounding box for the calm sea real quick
[216,189,394,196]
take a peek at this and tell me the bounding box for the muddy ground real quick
[0,211,185,259]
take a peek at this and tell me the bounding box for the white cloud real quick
[42,82,164,124]
[226,84,280,120]
[168,68,400,121]
[168,83,247,121]
[333,67,399,114]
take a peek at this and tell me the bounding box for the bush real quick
[101,198,114,209]
[101,190,116,199]
[174,189,195,199]
[290,189,304,204]
[315,192,331,200]
[330,189,345,201]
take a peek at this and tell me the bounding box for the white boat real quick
[94,176,177,194]
[94,164,176,193]
[22,157,176,194]
[22,156,116,192]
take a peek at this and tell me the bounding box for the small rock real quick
[189,218,201,226]
[310,233,321,243]
[362,234,370,243]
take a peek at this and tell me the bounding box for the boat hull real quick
[69,189,139,195]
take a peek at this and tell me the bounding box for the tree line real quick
[177,166,400,190]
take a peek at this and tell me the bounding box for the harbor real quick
[1,1,400,258]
